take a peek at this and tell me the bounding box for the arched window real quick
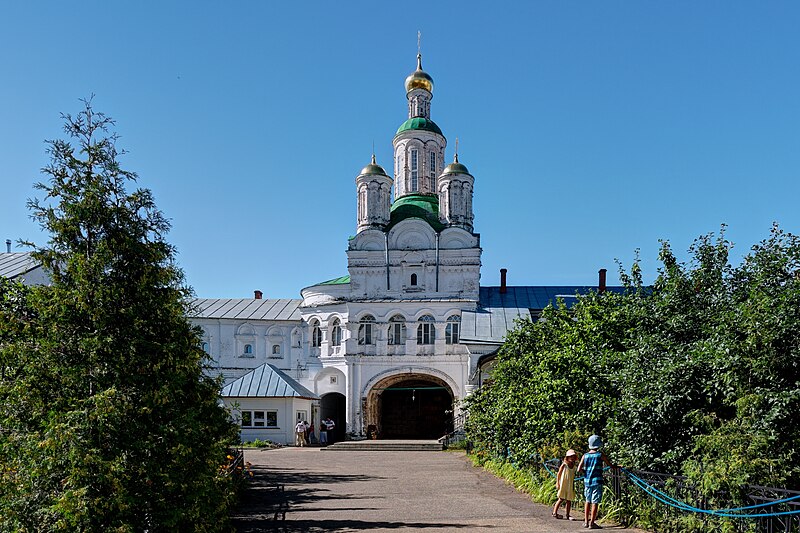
[201,342,209,353]
[311,319,322,348]
[272,344,281,355]
[243,344,253,355]
[411,273,418,286]
[331,318,342,347]
[417,315,435,345]
[446,315,461,345]
[358,315,375,345]
[388,314,406,345]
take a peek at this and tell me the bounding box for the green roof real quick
[316,275,350,286]
[388,193,445,231]
[395,117,443,137]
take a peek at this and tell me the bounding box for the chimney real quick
[598,268,607,294]
[5,240,10,253]
[254,290,263,300]
[500,268,507,294]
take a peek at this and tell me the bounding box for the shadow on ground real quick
[231,465,481,531]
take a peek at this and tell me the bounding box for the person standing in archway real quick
[322,417,336,445]
[319,417,329,446]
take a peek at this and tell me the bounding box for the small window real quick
[331,318,342,347]
[241,410,278,428]
[411,273,418,286]
[272,344,281,355]
[330,375,338,384]
[358,315,375,346]
[388,315,406,345]
[417,315,435,345]
[243,344,253,355]
[201,342,209,353]
[311,320,322,348]
[446,315,461,345]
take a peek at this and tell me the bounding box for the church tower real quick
[438,153,475,232]
[355,155,392,232]
[392,53,446,198]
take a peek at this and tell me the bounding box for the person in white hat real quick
[552,449,579,520]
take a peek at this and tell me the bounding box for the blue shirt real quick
[583,451,604,488]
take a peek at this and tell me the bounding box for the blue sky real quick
[1,2,798,298]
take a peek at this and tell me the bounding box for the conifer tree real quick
[0,98,238,531]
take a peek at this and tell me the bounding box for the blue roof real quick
[221,363,319,399]
[461,285,625,344]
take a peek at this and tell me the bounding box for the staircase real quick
[322,439,443,452]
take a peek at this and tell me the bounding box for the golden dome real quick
[404,53,434,93]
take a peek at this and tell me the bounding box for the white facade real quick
[194,54,496,440]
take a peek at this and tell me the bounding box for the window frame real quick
[311,320,322,348]
[417,315,436,345]
[388,315,406,345]
[446,315,461,345]
[358,315,375,346]
[241,409,278,428]
[331,318,342,347]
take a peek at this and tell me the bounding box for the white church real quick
[1,53,610,445]
[190,53,610,444]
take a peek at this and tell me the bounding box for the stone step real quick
[321,439,443,452]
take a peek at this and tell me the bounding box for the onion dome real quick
[358,154,389,177]
[442,153,471,175]
[404,54,434,93]
[395,117,443,137]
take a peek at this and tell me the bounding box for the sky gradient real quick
[1,2,799,298]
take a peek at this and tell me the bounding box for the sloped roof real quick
[190,298,302,321]
[221,363,319,399]
[0,252,41,279]
[461,285,625,344]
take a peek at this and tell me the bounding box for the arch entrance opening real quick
[366,374,453,439]
[321,392,346,443]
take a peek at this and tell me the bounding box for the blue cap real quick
[588,435,603,450]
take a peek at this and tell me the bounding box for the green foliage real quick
[466,224,800,528]
[0,99,239,532]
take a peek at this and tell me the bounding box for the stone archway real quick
[365,373,454,439]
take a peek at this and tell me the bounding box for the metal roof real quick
[221,363,319,399]
[190,298,302,321]
[0,252,41,279]
[460,285,624,344]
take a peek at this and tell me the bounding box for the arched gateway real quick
[365,373,454,439]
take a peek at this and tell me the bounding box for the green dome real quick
[388,193,445,231]
[395,117,443,137]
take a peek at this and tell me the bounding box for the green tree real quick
[0,99,238,532]
[466,225,800,493]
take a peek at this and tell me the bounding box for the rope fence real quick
[539,456,800,531]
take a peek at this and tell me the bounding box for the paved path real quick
[232,447,644,532]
